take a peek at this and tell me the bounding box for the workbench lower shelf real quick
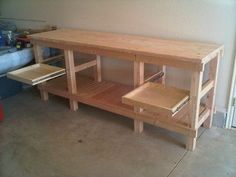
[40,75,208,139]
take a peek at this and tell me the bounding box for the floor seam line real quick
[198,128,207,139]
[166,150,188,177]
[166,128,207,177]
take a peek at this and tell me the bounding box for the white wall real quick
[1,0,236,112]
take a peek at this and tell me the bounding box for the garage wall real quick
[0,0,236,113]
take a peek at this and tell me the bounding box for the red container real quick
[0,104,4,122]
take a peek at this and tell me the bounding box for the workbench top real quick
[29,29,223,64]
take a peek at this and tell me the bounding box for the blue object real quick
[0,32,4,47]
[0,48,33,75]
[0,75,22,100]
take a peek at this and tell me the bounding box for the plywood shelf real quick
[122,82,190,117]
[39,75,206,137]
[7,64,65,85]
[43,75,135,118]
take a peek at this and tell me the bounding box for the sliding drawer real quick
[7,63,65,85]
[122,82,189,116]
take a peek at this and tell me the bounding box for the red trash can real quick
[0,103,4,122]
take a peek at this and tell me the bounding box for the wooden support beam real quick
[186,71,203,151]
[42,54,64,63]
[162,65,166,84]
[95,55,102,82]
[134,118,144,133]
[64,50,78,111]
[200,80,214,99]
[134,61,144,88]
[133,61,144,133]
[197,108,211,128]
[33,45,49,101]
[144,71,164,83]
[203,54,220,128]
[74,60,97,72]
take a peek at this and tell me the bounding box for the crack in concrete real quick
[166,128,207,177]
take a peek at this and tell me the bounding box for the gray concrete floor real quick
[1,88,236,177]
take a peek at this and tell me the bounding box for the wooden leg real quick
[186,136,197,151]
[204,90,214,128]
[134,61,144,88]
[95,55,102,82]
[134,119,144,133]
[187,71,203,150]
[162,65,166,84]
[33,45,49,101]
[39,83,49,101]
[64,50,78,111]
[204,55,220,128]
[133,61,144,133]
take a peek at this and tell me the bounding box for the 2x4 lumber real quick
[162,65,166,84]
[43,75,196,137]
[197,108,211,128]
[29,29,223,67]
[74,60,97,72]
[186,137,197,151]
[133,61,144,133]
[95,55,102,82]
[31,38,204,71]
[136,55,204,72]
[136,109,196,137]
[144,71,164,83]
[33,45,49,101]
[203,54,220,128]
[134,118,144,133]
[31,39,136,61]
[42,54,64,63]
[134,61,144,88]
[190,71,203,129]
[202,47,224,65]
[64,50,78,111]
[187,70,203,151]
[200,79,214,99]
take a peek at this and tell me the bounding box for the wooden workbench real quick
[29,29,224,151]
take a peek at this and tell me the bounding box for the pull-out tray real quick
[7,64,65,85]
[122,82,189,116]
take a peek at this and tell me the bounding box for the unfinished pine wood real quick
[29,29,223,67]
[133,61,144,133]
[34,45,49,101]
[187,71,203,151]
[198,108,211,128]
[42,54,64,63]
[7,64,65,85]
[74,60,97,72]
[95,55,102,82]
[136,107,196,137]
[134,61,144,88]
[144,71,164,83]
[64,50,78,111]
[162,65,166,84]
[29,28,224,151]
[44,75,134,117]
[200,79,214,99]
[203,54,220,128]
[123,82,189,116]
[42,75,196,136]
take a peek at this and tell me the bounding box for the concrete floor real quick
[1,89,236,177]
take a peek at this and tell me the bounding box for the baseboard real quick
[213,111,226,128]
